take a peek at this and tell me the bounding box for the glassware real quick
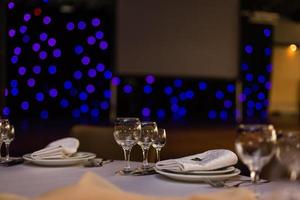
[0,119,15,161]
[276,130,300,181]
[138,121,157,169]
[113,117,140,174]
[235,124,276,183]
[152,128,167,162]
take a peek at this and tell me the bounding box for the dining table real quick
[0,160,298,199]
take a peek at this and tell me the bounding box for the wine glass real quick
[113,118,140,174]
[276,130,300,181]
[138,122,157,169]
[235,124,276,184]
[0,119,15,161]
[152,128,166,162]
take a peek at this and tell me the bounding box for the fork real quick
[206,179,270,188]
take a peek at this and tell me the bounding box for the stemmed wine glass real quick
[152,128,166,162]
[0,119,15,161]
[113,118,140,175]
[138,121,157,169]
[235,124,276,184]
[276,130,300,181]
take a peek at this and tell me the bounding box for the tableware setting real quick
[23,137,96,166]
[154,149,240,182]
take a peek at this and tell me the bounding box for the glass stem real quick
[142,148,149,168]
[250,170,260,184]
[5,143,10,161]
[290,171,298,181]
[122,148,131,171]
[156,149,161,162]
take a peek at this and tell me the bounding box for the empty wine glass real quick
[0,119,15,161]
[152,128,166,162]
[276,130,300,181]
[235,124,276,184]
[138,122,157,169]
[113,118,140,175]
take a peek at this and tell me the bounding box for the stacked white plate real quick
[154,166,240,182]
[23,152,96,166]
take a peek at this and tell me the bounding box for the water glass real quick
[152,128,167,162]
[276,130,300,181]
[0,119,15,161]
[113,118,141,174]
[235,124,276,183]
[138,122,157,169]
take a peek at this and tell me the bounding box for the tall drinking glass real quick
[113,118,141,175]
[276,130,300,181]
[0,119,11,161]
[152,128,167,162]
[235,124,276,183]
[138,122,157,169]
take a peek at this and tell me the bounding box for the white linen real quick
[31,137,79,160]
[155,149,238,172]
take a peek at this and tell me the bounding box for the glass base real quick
[115,169,133,175]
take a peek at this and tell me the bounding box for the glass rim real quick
[238,124,274,129]
[115,117,140,121]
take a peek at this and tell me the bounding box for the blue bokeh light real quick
[143,85,152,94]
[36,92,45,102]
[198,82,207,90]
[142,107,151,117]
[245,45,253,54]
[64,80,73,90]
[123,85,133,94]
[48,65,57,74]
[164,86,173,95]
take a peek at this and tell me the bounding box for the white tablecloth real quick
[0,161,296,198]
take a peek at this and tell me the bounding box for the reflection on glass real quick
[235,124,276,183]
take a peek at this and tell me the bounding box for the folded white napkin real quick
[31,137,80,160]
[155,149,238,172]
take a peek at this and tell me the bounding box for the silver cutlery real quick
[84,158,113,167]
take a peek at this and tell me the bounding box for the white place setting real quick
[154,149,241,182]
[22,137,96,166]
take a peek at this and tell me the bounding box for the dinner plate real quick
[162,166,236,175]
[23,152,96,166]
[155,168,240,182]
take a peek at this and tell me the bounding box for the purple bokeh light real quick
[81,56,90,65]
[88,69,97,78]
[145,75,155,84]
[142,107,151,117]
[87,36,96,45]
[32,43,41,52]
[66,22,75,31]
[24,14,31,22]
[123,85,133,94]
[19,25,27,34]
[43,16,51,25]
[53,49,62,58]
[21,101,29,110]
[27,78,36,87]
[49,89,58,98]
[92,18,101,27]
[40,32,48,41]
[96,63,105,72]
[39,51,48,60]
[33,65,41,74]
[99,41,108,50]
[4,88,8,97]
[11,56,18,64]
[86,84,95,93]
[111,77,120,86]
[18,66,26,76]
[78,21,87,30]
[8,29,16,37]
[14,47,22,55]
[8,2,15,10]
[48,38,56,47]
[95,31,104,39]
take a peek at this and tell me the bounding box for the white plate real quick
[163,166,236,175]
[155,168,241,182]
[23,152,96,166]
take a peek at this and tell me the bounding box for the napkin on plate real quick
[31,137,80,160]
[155,149,238,172]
